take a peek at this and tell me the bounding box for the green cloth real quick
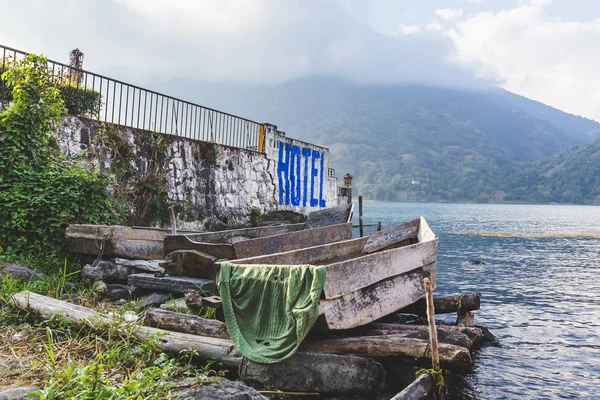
[217,262,326,364]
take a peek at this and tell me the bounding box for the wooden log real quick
[163,250,219,280]
[301,335,472,371]
[232,223,352,259]
[398,293,481,316]
[128,273,217,295]
[355,324,472,349]
[391,374,433,400]
[143,308,229,339]
[10,291,111,324]
[12,291,384,394]
[239,352,385,395]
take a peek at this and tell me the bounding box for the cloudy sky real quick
[1,0,599,121]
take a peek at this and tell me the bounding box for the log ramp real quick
[10,290,484,397]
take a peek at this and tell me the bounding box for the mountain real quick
[164,77,600,204]
[504,138,600,204]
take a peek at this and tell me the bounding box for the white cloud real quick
[435,8,464,21]
[446,2,600,120]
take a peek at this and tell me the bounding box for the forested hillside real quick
[169,78,600,204]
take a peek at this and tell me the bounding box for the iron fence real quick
[0,44,262,151]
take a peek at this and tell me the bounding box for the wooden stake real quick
[377,221,382,232]
[358,195,364,237]
[424,278,440,371]
[169,206,177,235]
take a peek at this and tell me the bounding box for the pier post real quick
[359,196,364,237]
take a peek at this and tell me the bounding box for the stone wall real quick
[56,116,345,229]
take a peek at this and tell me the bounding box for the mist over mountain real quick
[163,77,600,204]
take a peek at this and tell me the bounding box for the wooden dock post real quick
[377,221,382,232]
[359,196,364,237]
[424,277,443,399]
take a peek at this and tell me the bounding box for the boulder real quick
[114,258,164,274]
[0,265,44,282]
[174,377,267,400]
[82,259,131,284]
[105,284,136,302]
[139,292,171,308]
[0,386,40,400]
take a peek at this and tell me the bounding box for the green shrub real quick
[0,54,117,255]
[59,84,102,117]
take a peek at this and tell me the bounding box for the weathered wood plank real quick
[362,218,421,255]
[128,273,217,295]
[391,374,434,400]
[319,269,427,330]
[143,308,229,339]
[164,223,305,249]
[239,352,385,395]
[302,335,472,371]
[163,249,219,280]
[233,223,352,259]
[66,225,165,260]
[305,204,354,229]
[162,236,235,259]
[232,236,368,266]
[322,238,438,299]
[398,293,481,316]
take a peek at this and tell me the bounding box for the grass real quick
[0,253,225,399]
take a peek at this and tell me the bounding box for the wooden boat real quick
[162,203,354,259]
[229,217,438,330]
[65,225,168,260]
[66,204,353,261]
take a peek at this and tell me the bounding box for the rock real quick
[0,358,30,376]
[105,284,135,302]
[92,281,108,298]
[10,333,25,343]
[82,259,131,284]
[468,260,485,265]
[0,386,40,400]
[139,292,171,308]
[174,377,267,400]
[160,298,190,313]
[115,258,164,273]
[0,264,44,282]
[59,293,78,302]
[122,311,139,323]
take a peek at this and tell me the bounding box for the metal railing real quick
[0,44,262,151]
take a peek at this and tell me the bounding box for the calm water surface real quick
[352,203,600,399]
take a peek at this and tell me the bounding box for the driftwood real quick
[128,273,217,295]
[239,352,384,395]
[398,293,481,316]
[11,291,385,394]
[391,373,433,400]
[143,308,230,339]
[301,335,472,371]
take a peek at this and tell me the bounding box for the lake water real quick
[352,202,600,400]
